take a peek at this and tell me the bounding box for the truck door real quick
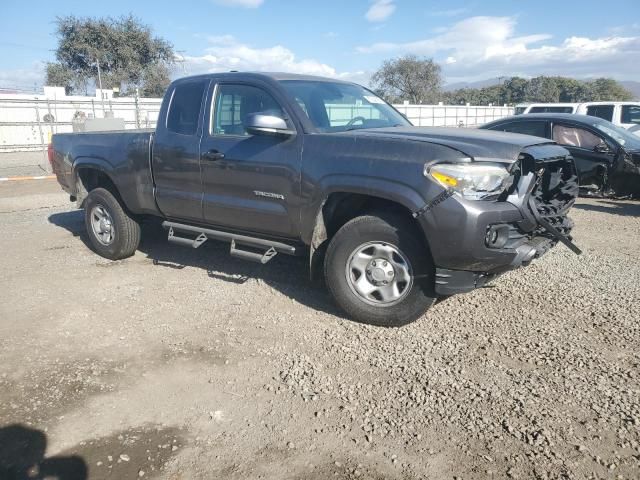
[152,79,209,222]
[199,81,302,238]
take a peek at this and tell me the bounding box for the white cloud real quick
[183,36,371,84]
[212,0,263,8]
[356,16,640,81]
[337,70,372,86]
[2,37,370,93]
[184,35,341,78]
[365,0,396,23]
[0,63,45,91]
[429,8,470,17]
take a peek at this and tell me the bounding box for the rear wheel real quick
[324,213,436,327]
[84,187,141,260]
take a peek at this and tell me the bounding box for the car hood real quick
[341,127,556,162]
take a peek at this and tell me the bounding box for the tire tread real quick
[84,187,141,260]
[324,213,436,327]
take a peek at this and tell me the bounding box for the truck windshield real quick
[279,80,410,132]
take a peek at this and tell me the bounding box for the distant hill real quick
[443,78,502,91]
[444,78,640,100]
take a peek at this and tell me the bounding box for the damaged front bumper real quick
[433,234,560,295]
[416,145,580,296]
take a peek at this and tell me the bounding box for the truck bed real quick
[51,129,159,215]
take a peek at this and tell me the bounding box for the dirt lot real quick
[0,151,50,178]
[1,179,639,480]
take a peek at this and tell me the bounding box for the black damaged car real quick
[482,113,640,197]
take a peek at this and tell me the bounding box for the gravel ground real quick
[0,180,639,480]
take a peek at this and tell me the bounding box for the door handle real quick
[202,149,225,161]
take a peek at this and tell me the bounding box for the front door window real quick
[212,84,287,136]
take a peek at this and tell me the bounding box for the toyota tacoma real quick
[50,73,580,326]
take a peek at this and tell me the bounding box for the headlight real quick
[426,162,512,200]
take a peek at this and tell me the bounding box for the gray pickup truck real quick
[51,72,580,326]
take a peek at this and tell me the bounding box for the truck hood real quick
[342,126,555,162]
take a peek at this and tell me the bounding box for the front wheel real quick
[324,213,436,327]
[84,187,141,260]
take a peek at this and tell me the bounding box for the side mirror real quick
[245,113,295,137]
[594,142,611,154]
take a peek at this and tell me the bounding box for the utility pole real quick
[96,56,106,117]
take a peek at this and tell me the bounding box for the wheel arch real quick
[73,159,122,208]
[308,188,432,282]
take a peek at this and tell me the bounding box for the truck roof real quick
[172,71,353,85]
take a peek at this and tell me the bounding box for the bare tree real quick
[370,55,442,104]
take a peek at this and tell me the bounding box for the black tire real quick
[84,187,141,260]
[324,213,436,327]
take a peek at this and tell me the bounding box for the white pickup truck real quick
[515,102,640,131]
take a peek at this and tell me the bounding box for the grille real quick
[517,153,579,237]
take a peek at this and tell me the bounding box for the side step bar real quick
[162,220,296,264]
[230,240,277,264]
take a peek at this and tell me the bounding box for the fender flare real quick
[72,157,119,204]
[307,175,427,280]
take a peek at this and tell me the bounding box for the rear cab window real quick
[166,81,208,135]
[586,105,614,122]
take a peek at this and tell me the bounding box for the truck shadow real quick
[0,424,87,480]
[48,210,344,319]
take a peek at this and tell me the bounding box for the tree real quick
[502,77,528,104]
[46,15,174,96]
[139,64,172,97]
[45,63,76,95]
[370,55,442,104]
[441,76,634,106]
[587,78,634,101]
[524,76,561,103]
[554,77,590,102]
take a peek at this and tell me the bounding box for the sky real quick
[1,0,639,91]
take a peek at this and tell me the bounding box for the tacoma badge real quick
[254,191,285,200]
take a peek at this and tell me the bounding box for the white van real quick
[515,101,640,130]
